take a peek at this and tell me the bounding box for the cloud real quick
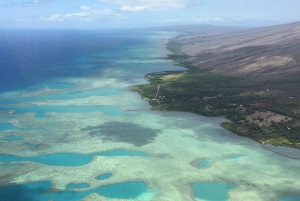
[100,0,188,11]
[65,6,119,20]
[40,14,63,21]
[40,6,120,22]
[196,18,209,22]
[161,18,184,23]
[213,17,225,22]
[159,17,240,24]
[80,6,91,11]
[120,5,151,11]
[34,0,55,3]
[5,0,56,7]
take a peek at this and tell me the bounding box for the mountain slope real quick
[175,21,300,95]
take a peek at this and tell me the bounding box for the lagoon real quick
[0,123,19,131]
[0,181,150,201]
[0,149,149,166]
[0,30,300,201]
[5,105,123,118]
[197,160,211,168]
[66,183,90,189]
[190,182,236,201]
[96,173,112,180]
[278,195,300,201]
[3,135,23,142]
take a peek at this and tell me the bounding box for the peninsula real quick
[134,22,300,149]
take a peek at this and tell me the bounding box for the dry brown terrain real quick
[246,111,292,126]
[174,21,300,96]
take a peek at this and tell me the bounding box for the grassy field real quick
[133,40,300,149]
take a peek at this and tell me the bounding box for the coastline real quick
[1,31,300,201]
[133,35,300,153]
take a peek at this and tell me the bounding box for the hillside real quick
[174,21,300,96]
[134,21,300,149]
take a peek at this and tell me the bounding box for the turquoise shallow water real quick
[158,154,169,159]
[15,88,122,102]
[0,149,149,166]
[197,160,211,168]
[0,88,123,118]
[43,133,51,137]
[191,182,236,201]
[0,123,19,131]
[24,142,39,148]
[17,79,79,92]
[96,173,112,180]
[1,30,300,201]
[226,155,245,160]
[0,163,24,168]
[3,135,23,142]
[5,105,123,118]
[66,183,90,189]
[0,181,149,201]
[278,195,300,201]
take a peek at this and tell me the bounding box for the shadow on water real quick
[82,122,162,147]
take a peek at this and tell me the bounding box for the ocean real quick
[0,29,300,201]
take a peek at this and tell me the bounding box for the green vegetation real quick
[221,122,240,133]
[221,121,300,147]
[270,99,300,119]
[133,40,300,149]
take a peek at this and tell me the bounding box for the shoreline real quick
[132,35,300,155]
[260,144,300,159]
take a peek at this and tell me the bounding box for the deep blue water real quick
[0,30,151,92]
[0,29,163,200]
[0,149,149,166]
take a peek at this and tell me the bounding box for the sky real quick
[0,0,300,29]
